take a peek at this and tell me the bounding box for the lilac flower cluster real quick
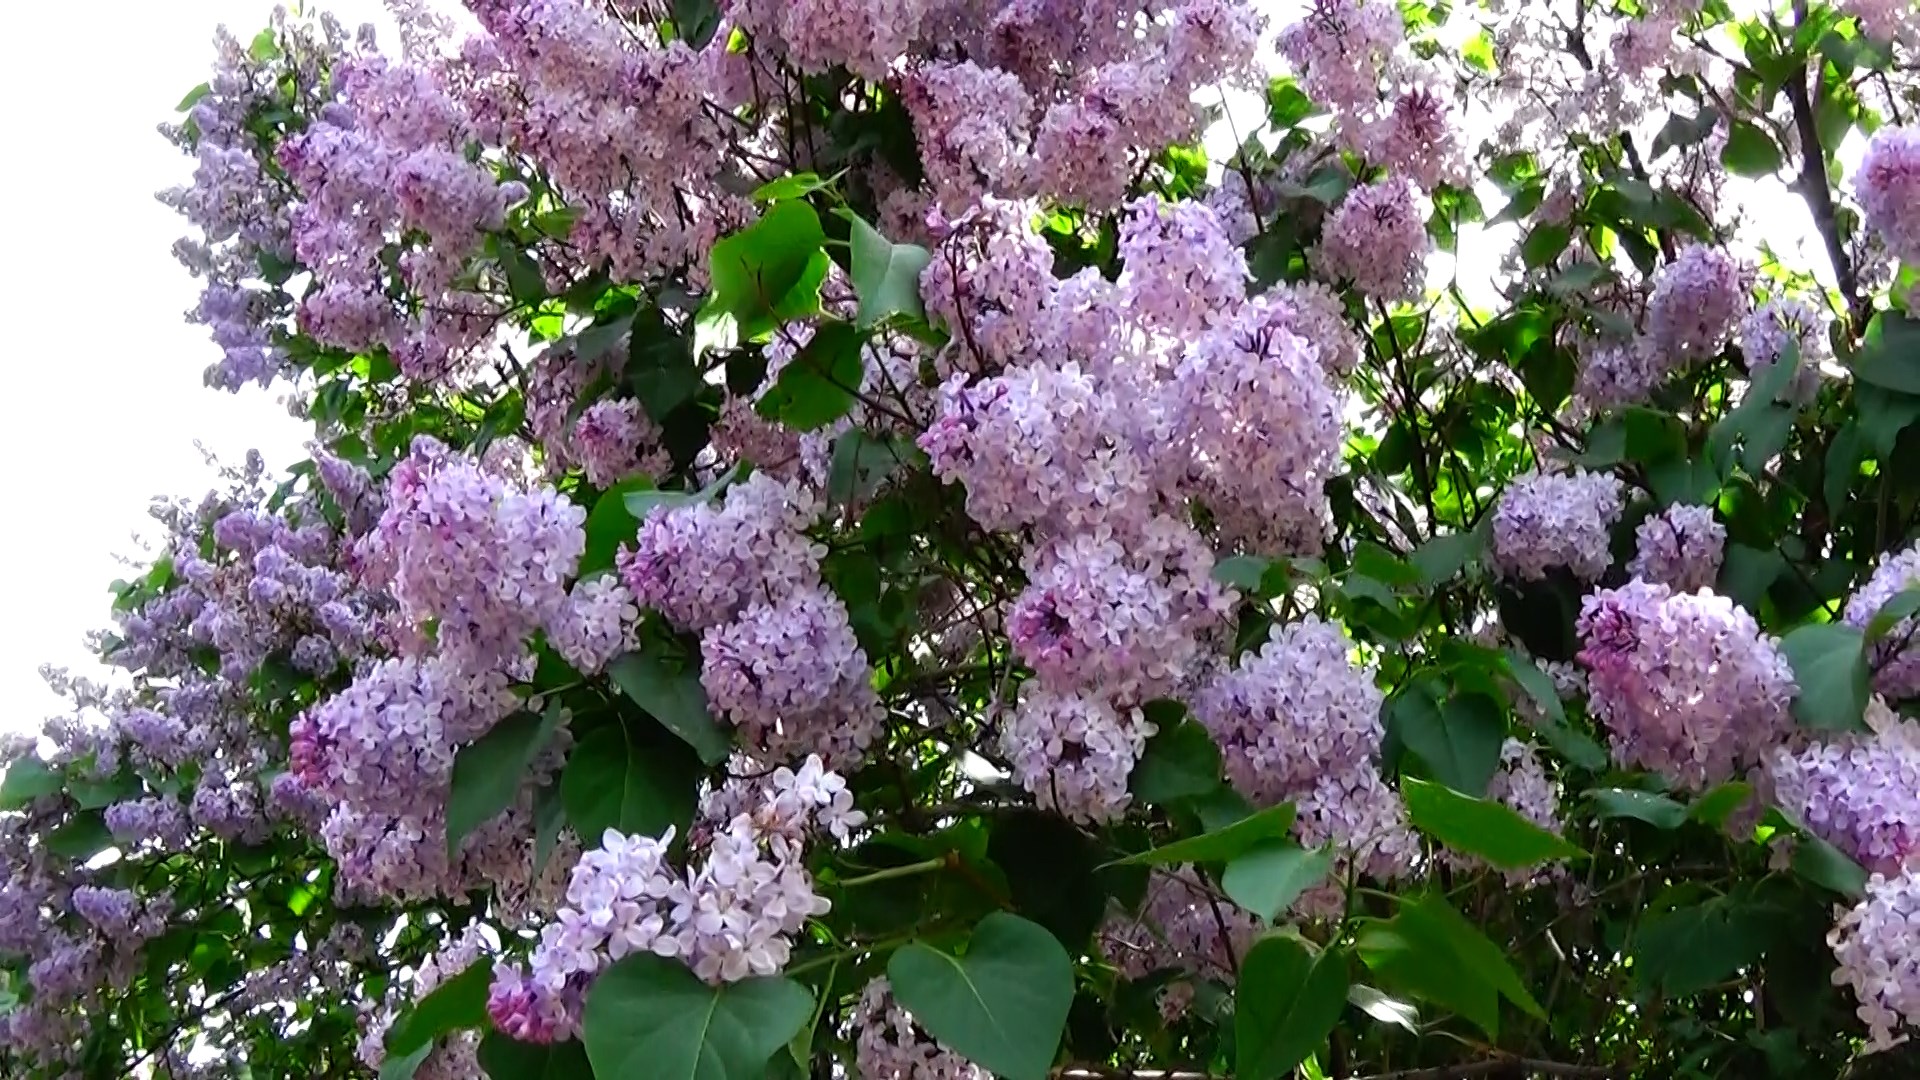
[1491,469,1627,582]
[487,759,859,1042]
[1740,296,1827,405]
[1099,866,1262,984]
[1313,179,1430,300]
[1770,702,1920,877]
[1843,542,1920,701]
[851,977,989,1079]
[1443,740,1564,884]
[1857,126,1920,267]
[1629,504,1727,594]
[1829,869,1920,1051]
[1578,580,1797,791]
[1645,245,1751,361]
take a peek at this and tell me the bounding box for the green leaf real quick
[1852,312,1920,395]
[1521,224,1570,269]
[1130,718,1222,804]
[754,321,866,431]
[580,476,654,576]
[887,913,1074,1080]
[607,649,732,765]
[827,430,917,507]
[1721,119,1784,176]
[380,1044,433,1080]
[478,1033,591,1080]
[1106,801,1297,867]
[176,81,213,113]
[1221,841,1334,921]
[1409,529,1482,587]
[43,813,112,861]
[561,724,700,844]
[583,955,813,1080]
[1791,832,1870,899]
[838,210,933,329]
[1236,937,1350,1080]
[249,28,281,61]
[0,757,63,809]
[1390,689,1505,796]
[1347,985,1419,1032]
[1856,385,1920,455]
[1367,894,1544,1036]
[1501,650,1609,770]
[1212,554,1274,591]
[1779,623,1873,733]
[1633,898,1773,996]
[670,0,723,48]
[1688,781,1754,829]
[706,202,829,338]
[624,463,741,522]
[1402,777,1582,869]
[1865,588,1920,642]
[446,702,565,857]
[751,172,832,202]
[386,962,492,1059]
[1588,788,1687,829]
[1651,106,1721,158]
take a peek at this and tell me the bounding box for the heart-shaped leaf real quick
[607,650,732,765]
[582,954,813,1080]
[1236,936,1350,1080]
[886,913,1073,1080]
[560,724,700,843]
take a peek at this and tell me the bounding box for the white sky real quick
[0,0,1841,732]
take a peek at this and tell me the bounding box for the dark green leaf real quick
[380,1044,433,1080]
[1521,224,1571,269]
[1779,623,1872,733]
[1360,895,1543,1037]
[1856,384,1920,455]
[478,1033,591,1080]
[887,913,1074,1080]
[1221,841,1334,921]
[1391,690,1505,797]
[607,649,732,765]
[1721,120,1784,176]
[1212,555,1274,591]
[1689,781,1754,829]
[670,0,723,48]
[754,321,866,432]
[1501,650,1609,770]
[583,954,813,1080]
[1106,800,1296,867]
[447,702,565,857]
[386,962,492,1058]
[988,812,1105,952]
[0,757,63,809]
[1865,588,1920,642]
[1588,787,1687,829]
[44,813,112,861]
[1633,898,1773,996]
[581,476,653,576]
[837,210,933,329]
[1130,719,1222,804]
[1402,777,1582,869]
[1236,937,1350,1080]
[1791,833,1870,899]
[1852,312,1920,394]
[1409,530,1482,587]
[561,724,700,843]
[827,430,916,506]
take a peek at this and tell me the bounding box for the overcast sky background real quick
[0,0,1843,733]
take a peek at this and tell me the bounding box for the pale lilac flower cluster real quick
[1740,296,1827,405]
[1842,0,1920,43]
[357,436,586,666]
[1193,619,1384,806]
[1578,580,1797,791]
[546,575,639,676]
[1000,689,1156,824]
[1828,869,1920,1051]
[1857,126,1920,267]
[1769,703,1920,877]
[1645,245,1750,361]
[1629,504,1726,594]
[1575,336,1668,411]
[1491,469,1626,582]
[851,977,988,1079]
[1313,179,1430,300]
[917,199,1061,369]
[1843,542,1920,701]
[1117,195,1249,334]
[525,343,665,487]
[617,473,826,634]
[1099,866,1261,983]
[1444,740,1564,884]
[701,586,884,768]
[1169,297,1345,553]
[488,759,857,1042]
[1291,768,1423,918]
[1277,0,1406,109]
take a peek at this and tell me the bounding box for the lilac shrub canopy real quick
[10,0,1920,1077]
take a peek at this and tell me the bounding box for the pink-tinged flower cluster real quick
[920,362,1153,534]
[1629,504,1727,594]
[487,759,859,1042]
[1358,84,1470,191]
[546,575,639,676]
[1117,195,1249,335]
[1843,542,1920,701]
[1646,245,1750,361]
[1313,178,1430,300]
[357,436,586,666]
[1740,296,1827,405]
[901,62,1036,208]
[1099,865,1262,983]
[1577,580,1797,791]
[1829,869,1920,1051]
[1169,297,1345,554]
[1008,520,1233,702]
[852,977,989,1080]
[1770,700,1920,877]
[1444,740,1563,884]
[1000,689,1156,825]
[1194,618,1384,806]
[1858,126,1920,267]
[1841,0,1920,43]
[618,473,826,634]
[918,199,1060,369]
[1291,768,1423,917]
[1491,469,1626,582]
[1278,0,1406,109]
[701,586,884,768]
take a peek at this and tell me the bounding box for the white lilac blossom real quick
[1491,469,1626,582]
[1578,580,1796,791]
[1629,504,1727,594]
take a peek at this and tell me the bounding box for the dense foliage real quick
[8,0,1920,1076]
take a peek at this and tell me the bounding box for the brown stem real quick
[1784,1,1870,333]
